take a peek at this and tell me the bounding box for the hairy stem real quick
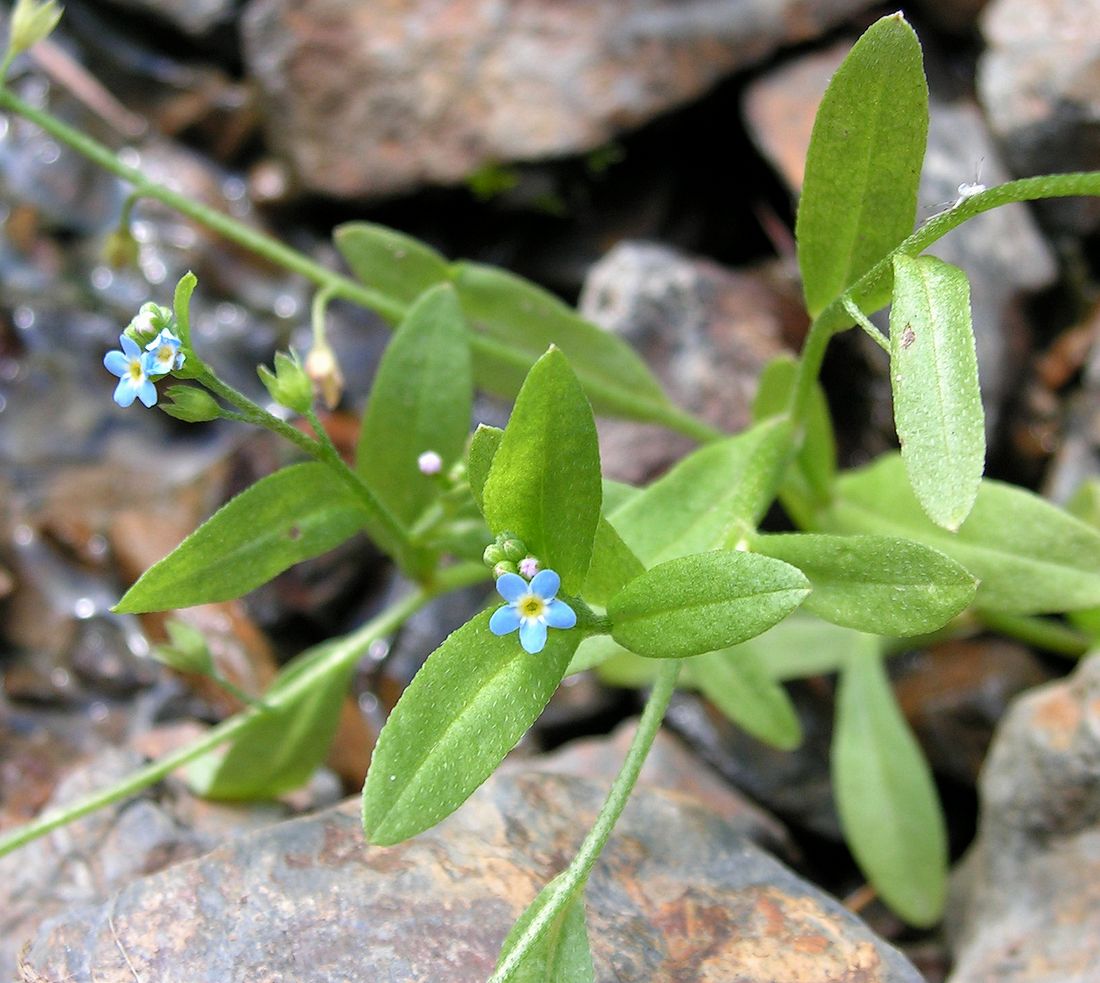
[490,659,681,982]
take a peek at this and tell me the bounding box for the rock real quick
[892,639,1052,786]
[241,0,878,200]
[578,242,801,481]
[744,42,1057,441]
[100,0,237,36]
[0,738,294,983]
[19,768,925,982]
[947,652,1100,983]
[978,0,1100,233]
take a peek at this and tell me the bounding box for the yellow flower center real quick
[128,361,144,380]
[518,594,546,619]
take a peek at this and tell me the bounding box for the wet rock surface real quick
[20,767,924,983]
[240,0,876,200]
[947,651,1100,983]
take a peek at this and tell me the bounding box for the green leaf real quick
[583,518,644,608]
[335,222,450,305]
[752,533,976,635]
[609,417,791,567]
[495,873,595,983]
[188,641,352,800]
[356,284,472,527]
[833,639,947,926]
[752,355,836,526]
[823,454,1100,614]
[609,550,810,659]
[685,648,801,749]
[725,613,861,681]
[452,261,676,425]
[795,14,928,317]
[362,611,579,845]
[482,348,602,594]
[468,424,505,512]
[115,463,366,613]
[890,255,985,530]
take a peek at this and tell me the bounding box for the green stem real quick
[0,84,406,323]
[977,611,1092,658]
[490,659,681,983]
[0,562,487,859]
[0,83,722,445]
[842,296,890,352]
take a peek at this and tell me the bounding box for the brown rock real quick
[242,0,878,200]
[19,769,924,982]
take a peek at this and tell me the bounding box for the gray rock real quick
[578,242,800,481]
[20,769,925,982]
[241,0,877,200]
[978,0,1100,233]
[947,652,1100,983]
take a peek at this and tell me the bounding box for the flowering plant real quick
[3,8,1100,981]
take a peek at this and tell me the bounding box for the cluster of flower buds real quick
[482,531,540,581]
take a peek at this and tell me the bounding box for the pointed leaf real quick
[188,641,352,800]
[796,14,928,316]
[824,454,1100,614]
[685,648,801,749]
[496,873,594,983]
[362,611,579,845]
[583,518,644,608]
[890,254,984,530]
[609,550,810,659]
[482,348,602,594]
[453,261,676,424]
[468,424,504,512]
[609,417,790,567]
[833,639,947,926]
[356,284,472,527]
[753,533,976,635]
[114,463,366,613]
[335,222,449,305]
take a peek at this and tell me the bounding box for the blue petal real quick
[137,379,158,407]
[519,619,548,654]
[495,573,528,603]
[529,569,560,600]
[113,378,136,407]
[104,351,130,377]
[489,605,521,636]
[543,599,576,629]
[120,334,140,357]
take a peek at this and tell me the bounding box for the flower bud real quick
[417,450,443,475]
[501,537,527,562]
[125,302,173,343]
[152,619,214,675]
[103,226,139,269]
[492,560,518,579]
[8,0,62,59]
[305,340,344,409]
[258,350,313,413]
[518,556,540,579]
[483,543,506,566]
[159,385,222,423]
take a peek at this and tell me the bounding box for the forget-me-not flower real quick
[489,568,576,654]
[104,333,158,408]
[144,328,185,374]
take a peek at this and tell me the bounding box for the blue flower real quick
[144,328,185,374]
[489,568,576,654]
[103,333,157,408]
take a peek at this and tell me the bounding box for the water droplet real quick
[368,639,389,662]
[273,294,298,319]
[118,147,141,168]
[358,692,379,714]
[13,306,35,330]
[38,141,60,165]
[89,701,109,722]
[12,523,34,547]
[90,266,113,290]
[73,597,97,619]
